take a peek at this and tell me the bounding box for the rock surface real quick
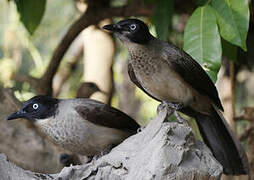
[0,154,56,180]
[0,106,223,180]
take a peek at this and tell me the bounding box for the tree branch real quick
[15,75,39,91]
[239,127,254,141]
[234,107,254,122]
[27,2,154,95]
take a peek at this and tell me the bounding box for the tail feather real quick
[194,105,249,175]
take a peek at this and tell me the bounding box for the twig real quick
[234,107,254,122]
[53,45,83,97]
[239,127,254,141]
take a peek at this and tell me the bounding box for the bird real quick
[7,95,139,157]
[76,82,107,98]
[103,19,249,175]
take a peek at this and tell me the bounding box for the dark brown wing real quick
[165,45,223,111]
[128,63,161,102]
[75,99,139,132]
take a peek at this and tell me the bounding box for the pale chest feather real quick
[37,116,89,147]
[35,111,131,156]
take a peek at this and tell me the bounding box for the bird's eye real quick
[33,103,39,110]
[130,24,136,31]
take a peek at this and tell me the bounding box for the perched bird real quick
[103,19,249,175]
[7,95,139,156]
[76,82,107,98]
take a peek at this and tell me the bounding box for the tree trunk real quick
[82,20,114,104]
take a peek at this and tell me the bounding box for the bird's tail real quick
[194,104,249,175]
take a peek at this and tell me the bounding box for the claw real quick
[167,102,184,111]
[174,111,189,125]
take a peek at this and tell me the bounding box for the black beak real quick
[103,24,122,32]
[7,110,26,120]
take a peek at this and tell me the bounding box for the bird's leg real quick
[157,101,174,120]
[158,101,187,124]
[174,111,189,125]
[157,101,168,114]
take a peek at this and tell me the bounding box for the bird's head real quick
[7,95,59,122]
[103,19,153,44]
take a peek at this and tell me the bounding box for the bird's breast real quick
[35,114,131,156]
[129,53,194,104]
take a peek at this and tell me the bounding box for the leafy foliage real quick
[211,0,249,51]
[184,6,221,82]
[12,0,250,82]
[152,0,174,40]
[183,0,249,81]
[15,0,46,35]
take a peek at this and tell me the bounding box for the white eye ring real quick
[33,103,39,109]
[130,24,136,31]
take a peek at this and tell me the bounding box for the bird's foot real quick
[157,102,166,113]
[174,111,189,125]
[157,101,183,119]
[167,102,184,111]
[157,102,175,119]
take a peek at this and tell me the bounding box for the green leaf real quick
[196,0,209,6]
[15,0,46,35]
[211,0,249,51]
[184,6,222,82]
[152,0,174,40]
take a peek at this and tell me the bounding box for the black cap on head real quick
[7,95,59,121]
[103,19,153,44]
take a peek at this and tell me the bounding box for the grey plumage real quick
[103,19,249,175]
[7,96,139,156]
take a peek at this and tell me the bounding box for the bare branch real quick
[14,75,40,92]
[239,127,254,141]
[35,2,154,95]
[235,107,254,122]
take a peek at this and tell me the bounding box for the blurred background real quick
[0,0,253,179]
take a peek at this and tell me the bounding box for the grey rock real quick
[0,107,223,180]
[56,108,222,180]
[0,153,56,180]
